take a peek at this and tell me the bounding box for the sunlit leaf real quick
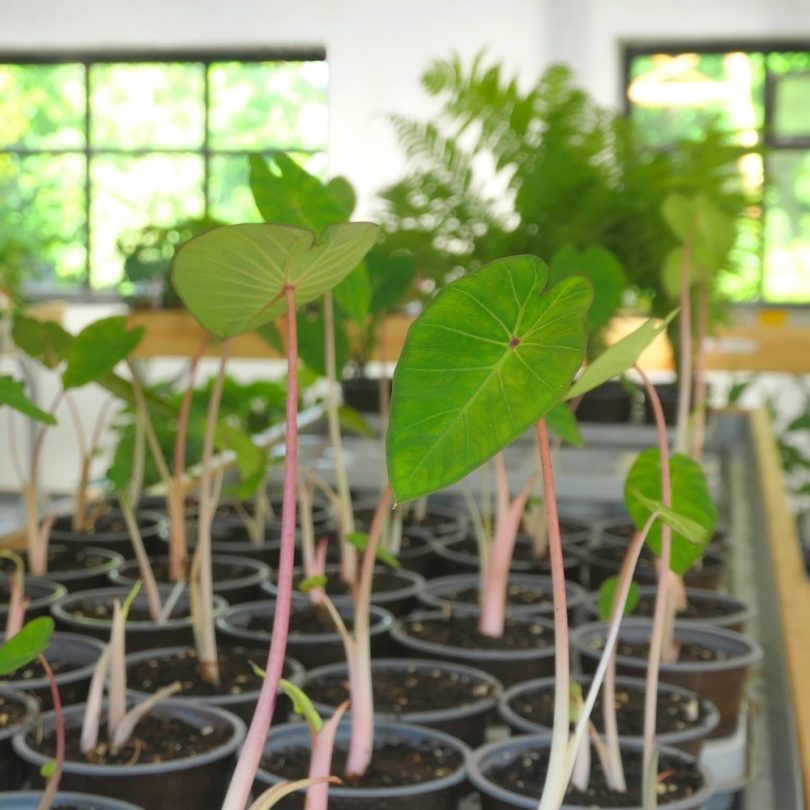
[624,449,716,575]
[172,222,380,338]
[566,311,677,401]
[0,375,56,424]
[0,616,54,675]
[387,255,591,503]
[597,577,640,621]
[62,316,144,390]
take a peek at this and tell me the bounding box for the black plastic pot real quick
[0,574,66,622]
[124,644,305,724]
[391,610,555,687]
[3,631,104,707]
[467,735,714,809]
[571,619,763,738]
[13,700,246,810]
[109,553,270,604]
[0,544,125,592]
[49,508,166,556]
[0,792,144,809]
[254,719,469,809]
[301,657,502,747]
[261,563,425,617]
[499,675,719,757]
[353,495,470,541]
[216,599,395,669]
[341,374,392,414]
[583,586,755,633]
[574,379,636,424]
[51,586,228,652]
[416,572,587,622]
[0,687,39,790]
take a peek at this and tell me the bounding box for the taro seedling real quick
[387,255,704,809]
[171,217,379,810]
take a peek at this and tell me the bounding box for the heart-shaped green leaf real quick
[597,577,640,621]
[0,616,54,675]
[550,244,626,333]
[62,316,145,390]
[624,449,716,575]
[387,255,591,503]
[629,489,711,548]
[11,314,72,369]
[566,310,677,401]
[0,375,56,424]
[172,222,380,339]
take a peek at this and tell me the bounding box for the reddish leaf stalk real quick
[638,366,674,790]
[36,655,63,810]
[690,267,710,463]
[674,232,695,456]
[220,285,300,810]
[535,419,571,810]
[306,700,350,810]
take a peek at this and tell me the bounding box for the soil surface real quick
[120,558,256,584]
[444,535,583,568]
[52,510,159,537]
[509,682,706,735]
[431,583,553,609]
[62,599,189,624]
[126,647,294,697]
[306,665,497,715]
[36,713,228,765]
[245,605,364,637]
[286,569,413,598]
[401,614,553,651]
[485,745,704,806]
[0,692,30,728]
[263,738,463,788]
[0,547,110,574]
[584,635,730,664]
[633,594,742,620]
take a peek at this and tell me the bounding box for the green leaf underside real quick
[387,255,591,503]
[63,316,145,389]
[597,577,640,621]
[0,375,56,424]
[0,616,54,675]
[545,401,583,447]
[11,315,72,370]
[337,405,376,438]
[171,222,380,339]
[630,490,711,548]
[566,310,678,401]
[624,449,717,575]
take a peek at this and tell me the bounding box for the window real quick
[0,51,328,296]
[624,43,810,304]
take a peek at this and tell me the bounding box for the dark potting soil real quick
[433,583,553,609]
[510,683,705,736]
[36,713,228,766]
[138,559,255,583]
[0,547,108,574]
[306,665,497,715]
[485,745,704,806]
[64,599,188,624]
[126,647,293,698]
[634,594,741,620]
[585,636,730,664]
[246,605,353,636]
[402,614,553,652]
[6,650,88,681]
[0,693,30,728]
[447,534,581,566]
[262,738,463,789]
[53,511,156,537]
[290,569,411,597]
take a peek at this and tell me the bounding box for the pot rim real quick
[0,791,145,809]
[0,574,67,614]
[13,699,246,776]
[255,719,469,799]
[49,509,166,542]
[43,544,126,581]
[498,674,720,744]
[466,733,715,810]
[571,618,764,673]
[301,656,503,725]
[0,685,40,742]
[391,609,555,662]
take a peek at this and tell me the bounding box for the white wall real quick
[2,0,810,495]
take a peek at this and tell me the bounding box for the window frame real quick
[0,47,328,300]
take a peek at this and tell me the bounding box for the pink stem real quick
[346,486,392,778]
[691,269,709,463]
[675,232,695,456]
[220,286,299,810]
[306,701,350,810]
[536,419,571,810]
[638,366,674,785]
[36,655,64,810]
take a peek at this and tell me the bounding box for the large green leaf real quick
[0,616,54,675]
[0,375,56,424]
[171,222,380,339]
[387,255,591,503]
[549,244,626,332]
[566,310,677,400]
[249,153,354,233]
[333,261,372,323]
[62,316,145,390]
[11,314,72,369]
[624,449,717,575]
